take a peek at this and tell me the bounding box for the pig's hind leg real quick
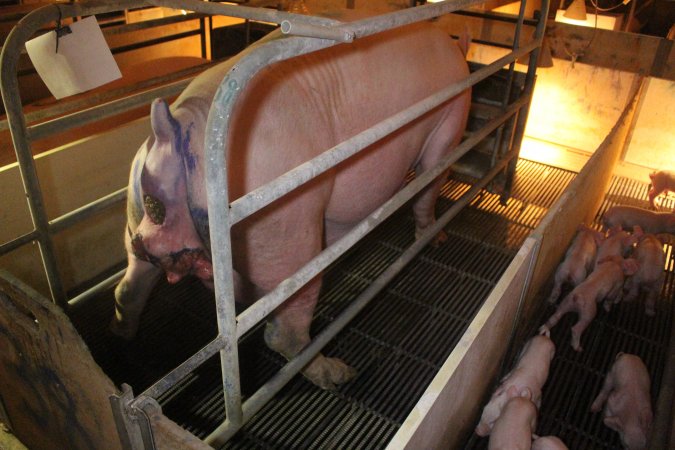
[412,92,470,245]
[243,190,357,390]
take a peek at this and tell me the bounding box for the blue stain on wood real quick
[0,324,97,448]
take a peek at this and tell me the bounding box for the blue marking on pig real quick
[180,122,197,172]
[190,206,211,249]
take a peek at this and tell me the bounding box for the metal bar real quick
[49,187,126,234]
[0,231,39,256]
[148,0,341,26]
[453,9,539,26]
[101,11,205,36]
[502,4,550,197]
[0,63,210,133]
[136,336,226,402]
[235,94,530,338]
[204,33,338,434]
[228,42,538,228]
[279,19,354,43]
[68,268,126,308]
[27,77,193,141]
[111,29,202,54]
[489,0,529,171]
[206,142,521,447]
[334,0,489,40]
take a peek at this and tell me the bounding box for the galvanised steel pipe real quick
[149,0,341,27]
[27,77,194,141]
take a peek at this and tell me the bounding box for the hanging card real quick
[25,15,121,100]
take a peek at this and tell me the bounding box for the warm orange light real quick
[555,9,618,29]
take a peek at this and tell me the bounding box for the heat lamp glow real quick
[554,9,618,30]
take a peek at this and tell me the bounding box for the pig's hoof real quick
[415,228,447,247]
[303,354,357,390]
[108,318,137,341]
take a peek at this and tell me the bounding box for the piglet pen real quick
[0,0,673,449]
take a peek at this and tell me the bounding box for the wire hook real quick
[54,5,72,54]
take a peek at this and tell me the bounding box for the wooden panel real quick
[521,77,646,332]
[0,270,122,450]
[149,410,213,450]
[546,23,675,81]
[388,238,538,449]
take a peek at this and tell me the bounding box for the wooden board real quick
[521,76,646,333]
[0,270,122,450]
[545,23,675,81]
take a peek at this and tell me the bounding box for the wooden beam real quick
[545,22,675,80]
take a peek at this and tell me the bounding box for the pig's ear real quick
[150,99,176,143]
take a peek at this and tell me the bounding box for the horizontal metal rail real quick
[101,11,205,36]
[68,268,127,308]
[149,0,341,27]
[0,63,210,133]
[50,187,127,234]
[27,76,194,141]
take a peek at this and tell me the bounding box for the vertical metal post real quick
[502,2,550,198]
[0,5,68,306]
[490,0,530,174]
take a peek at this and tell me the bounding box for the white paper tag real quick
[25,16,121,100]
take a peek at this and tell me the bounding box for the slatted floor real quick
[463,174,674,450]
[68,159,672,449]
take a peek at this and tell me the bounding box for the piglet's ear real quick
[150,98,176,143]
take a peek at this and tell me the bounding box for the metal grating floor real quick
[67,159,673,449]
[463,175,675,450]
